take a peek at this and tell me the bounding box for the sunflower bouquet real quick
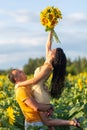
[40,6,62,43]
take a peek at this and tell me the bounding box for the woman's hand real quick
[15,83,19,89]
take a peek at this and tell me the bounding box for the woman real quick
[16,31,79,129]
[16,31,66,100]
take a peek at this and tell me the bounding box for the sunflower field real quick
[0,72,87,130]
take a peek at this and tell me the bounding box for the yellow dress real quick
[32,62,53,104]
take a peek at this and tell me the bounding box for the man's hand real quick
[47,104,54,117]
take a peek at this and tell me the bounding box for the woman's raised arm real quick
[46,31,53,59]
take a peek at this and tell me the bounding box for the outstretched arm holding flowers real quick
[40,6,62,43]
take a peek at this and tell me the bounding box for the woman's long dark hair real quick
[51,48,67,98]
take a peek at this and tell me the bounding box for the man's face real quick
[12,69,27,83]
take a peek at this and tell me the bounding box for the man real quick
[8,68,53,130]
[8,68,80,130]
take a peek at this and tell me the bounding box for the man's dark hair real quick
[8,69,17,84]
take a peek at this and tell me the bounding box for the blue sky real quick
[0,0,87,70]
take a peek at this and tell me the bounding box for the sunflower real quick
[6,106,15,125]
[40,6,62,43]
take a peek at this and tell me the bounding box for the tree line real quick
[0,57,87,75]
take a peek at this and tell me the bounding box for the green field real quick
[0,72,87,130]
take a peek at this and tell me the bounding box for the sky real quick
[0,0,87,70]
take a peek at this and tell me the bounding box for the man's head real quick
[8,69,27,84]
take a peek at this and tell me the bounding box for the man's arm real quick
[24,97,53,112]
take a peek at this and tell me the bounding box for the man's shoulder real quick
[15,86,31,93]
[15,86,25,90]
[15,86,32,100]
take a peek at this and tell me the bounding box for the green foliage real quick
[50,73,87,130]
[0,76,24,129]
[27,125,48,130]
[0,72,87,129]
[66,57,87,75]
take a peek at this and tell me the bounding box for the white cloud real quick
[0,9,39,24]
[13,10,29,23]
[0,39,15,44]
[61,12,87,28]
[68,13,87,21]
[18,36,45,46]
[0,21,5,27]
[0,34,45,47]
